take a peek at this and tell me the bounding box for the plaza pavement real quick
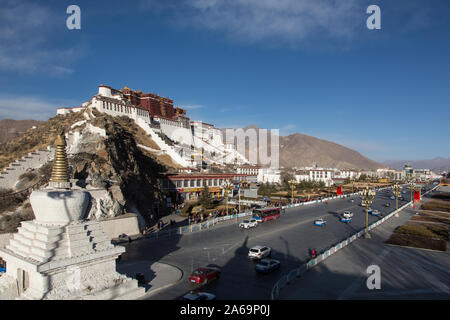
[116,259,183,299]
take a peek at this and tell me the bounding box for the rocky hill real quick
[223,125,383,169]
[0,108,180,233]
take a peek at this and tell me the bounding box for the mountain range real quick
[383,158,450,172]
[222,125,384,170]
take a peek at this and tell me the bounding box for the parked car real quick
[255,259,280,273]
[314,218,327,226]
[189,267,221,284]
[248,246,272,260]
[182,291,216,300]
[239,219,258,229]
[342,211,353,218]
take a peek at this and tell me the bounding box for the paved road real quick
[118,183,435,300]
[279,190,450,300]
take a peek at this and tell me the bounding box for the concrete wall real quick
[99,214,140,239]
[0,233,13,247]
[135,118,191,167]
[159,121,193,146]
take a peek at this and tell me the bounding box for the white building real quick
[55,84,249,169]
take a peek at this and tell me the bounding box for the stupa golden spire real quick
[50,132,70,187]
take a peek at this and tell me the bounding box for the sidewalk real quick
[116,260,183,299]
[279,204,450,299]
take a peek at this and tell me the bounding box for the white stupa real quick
[0,133,145,300]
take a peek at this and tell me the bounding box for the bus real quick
[252,207,281,222]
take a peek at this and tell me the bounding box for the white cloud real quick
[141,0,364,45]
[0,0,82,75]
[0,94,79,120]
[181,104,204,110]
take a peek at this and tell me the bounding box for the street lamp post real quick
[392,183,401,217]
[360,187,376,239]
[288,179,297,204]
[408,180,415,208]
[238,187,241,214]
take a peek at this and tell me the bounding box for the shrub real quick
[19,171,37,181]
[0,188,27,214]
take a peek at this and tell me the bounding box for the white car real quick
[342,211,353,218]
[239,219,258,229]
[248,246,272,260]
[314,218,327,226]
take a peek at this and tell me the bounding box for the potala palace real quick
[57,84,249,169]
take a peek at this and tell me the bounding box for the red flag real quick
[337,185,342,195]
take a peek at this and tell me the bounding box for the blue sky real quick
[0,0,449,162]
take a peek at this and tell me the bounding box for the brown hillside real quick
[0,119,43,145]
[222,125,383,169]
[280,133,383,169]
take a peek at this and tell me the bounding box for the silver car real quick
[248,246,272,260]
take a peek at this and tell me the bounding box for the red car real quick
[189,267,221,284]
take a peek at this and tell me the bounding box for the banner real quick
[414,190,421,203]
[336,185,342,195]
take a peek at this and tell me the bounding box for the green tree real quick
[199,185,214,209]
[281,171,295,191]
